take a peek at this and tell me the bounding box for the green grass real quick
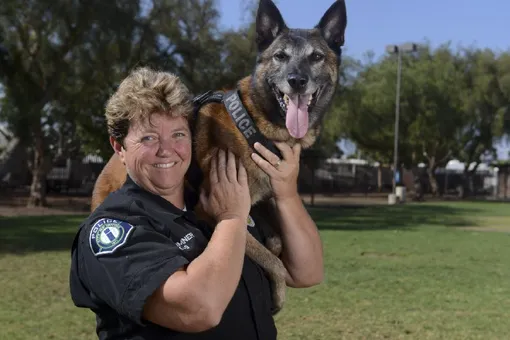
[1,201,510,339]
[0,214,93,340]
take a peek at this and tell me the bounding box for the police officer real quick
[69,67,324,340]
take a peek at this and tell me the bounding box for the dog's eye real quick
[310,52,324,62]
[273,51,289,62]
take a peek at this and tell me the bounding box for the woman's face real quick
[115,113,192,197]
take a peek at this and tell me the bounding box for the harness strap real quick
[222,89,283,160]
[191,89,283,160]
[190,90,224,136]
[192,90,225,109]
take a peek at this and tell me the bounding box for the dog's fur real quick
[91,0,347,314]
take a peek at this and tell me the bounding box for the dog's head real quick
[252,0,347,140]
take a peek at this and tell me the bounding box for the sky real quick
[216,0,510,160]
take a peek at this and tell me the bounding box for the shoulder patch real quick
[247,215,256,228]
[89,218,135,256]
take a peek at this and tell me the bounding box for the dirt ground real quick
[0,193,91,217]
[0,192,391,217]
[300,193,389,206]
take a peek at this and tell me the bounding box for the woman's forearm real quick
[147,218,247,332]
[187,218,247,312]
[276,195,324,288]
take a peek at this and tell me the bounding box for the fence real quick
[0,152,504,201]
[297,157,500,199]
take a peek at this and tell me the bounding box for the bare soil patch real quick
[0,192,90,217]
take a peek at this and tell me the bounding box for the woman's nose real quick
[156,140,175,157]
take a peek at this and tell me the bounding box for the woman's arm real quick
[251,142,324,288]
[143,218,248,332]
[273,194,324,287]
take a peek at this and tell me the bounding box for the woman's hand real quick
[200,149,251,223]
[250,142,301,201]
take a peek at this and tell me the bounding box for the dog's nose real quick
[287,73,308,91]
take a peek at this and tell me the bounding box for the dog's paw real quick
[268,258,287,315]
[266,235,282,257]
[270,279,286,315]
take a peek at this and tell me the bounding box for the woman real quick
[69,67,323,340]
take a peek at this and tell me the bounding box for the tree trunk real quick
[27,131,48,207]
[468,172,475,195]
[427,157,438,196]
[443,170,448,196]
[377,165,382,192]
[427,167,438,196]
[503,170,508,199]
[462,163,479,198]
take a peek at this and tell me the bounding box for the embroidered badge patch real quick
[247,215,255,228]
[89,218,135,256]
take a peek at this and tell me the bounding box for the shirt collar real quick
[122,175,187,218]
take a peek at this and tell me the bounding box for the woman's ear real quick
[110,136,126,164]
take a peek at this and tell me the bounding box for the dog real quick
[91,0,347,314]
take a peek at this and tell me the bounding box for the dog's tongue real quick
[286,94,310,139]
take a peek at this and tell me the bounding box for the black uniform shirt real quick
[69,176,277,340]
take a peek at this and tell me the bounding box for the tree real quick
[0,0,150,206]
[336,52,418,171]
[0,0,248,205]
[336,44,509,196]
[405,44,465,194]
[496,51,510,135]
[455,47,509,195]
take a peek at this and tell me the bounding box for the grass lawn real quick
[1,201,510,339]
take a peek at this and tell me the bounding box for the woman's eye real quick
[174,132,188,138]
[141,136,156,142]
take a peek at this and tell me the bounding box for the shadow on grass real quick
[0,215,87,254]
[0,202,491,254]
[307,203,481,231]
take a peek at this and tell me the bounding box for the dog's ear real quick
[316,0,347,53]
[256,0,287,52]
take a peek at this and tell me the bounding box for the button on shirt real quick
[69,176,277,340]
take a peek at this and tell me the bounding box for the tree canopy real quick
[0,1,509,205]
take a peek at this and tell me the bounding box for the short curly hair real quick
[105,67,193,145]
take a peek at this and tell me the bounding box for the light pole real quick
[385,43,419,195]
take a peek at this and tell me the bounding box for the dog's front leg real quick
[251,198,283,257]
[246,233,287,314]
